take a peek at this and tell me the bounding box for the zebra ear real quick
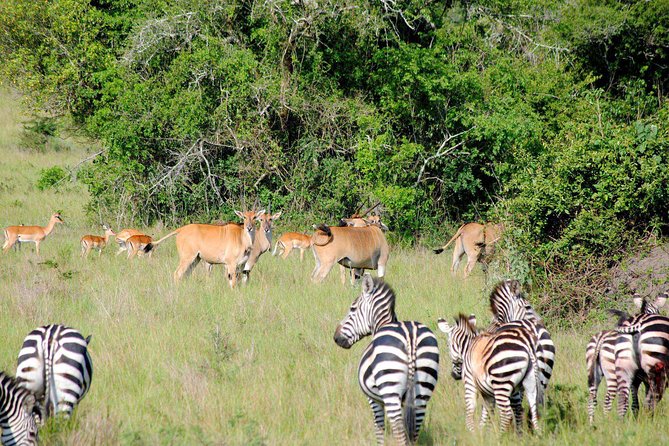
[362,274,375,295]
[85,334,92,345]
[633,294,643,309]
[468,314,477,328]
[655,293,668,309]
[437,318,451,334]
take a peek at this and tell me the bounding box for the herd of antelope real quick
[2,206,669,445]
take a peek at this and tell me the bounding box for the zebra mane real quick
[489,279,523,322]
[456,313,477,335]
[607,309,631,326]
[371,279,398,323]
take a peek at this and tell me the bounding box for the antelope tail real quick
[313,224,333,246]
[142,243,154,253]
[152,229,181,247]
[433,224,466,254]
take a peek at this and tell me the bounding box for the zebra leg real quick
[495,395,514,433]
[464,377,477,432]
[631,374,642,415]
[368,398,385,446]
[412,400,428,444]
[384,395,409,446]
[616,366,633,417]
[603,377,616,414]
[511,391,523,432]
[522,369,541,434]
[588,364,603,424]
[480,396,494,428]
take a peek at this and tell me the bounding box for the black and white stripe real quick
[488,279,555,391]
[0,372,38,446]
[16,325,93,419]
[438,314,543,433]
[334,275,439,446]
[614,292,669,416]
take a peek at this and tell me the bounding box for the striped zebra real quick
[488,279,555,391]
[438,314,543,433]
[16,325,93,420]
[614,292,669,416]
[333,275,439,446]
[0,372,38,446]
[586,294,665,423]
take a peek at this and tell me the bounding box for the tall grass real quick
[1,89,669,445]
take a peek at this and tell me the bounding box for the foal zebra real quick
[586,294,665,423]
[438,314,543,433]
[488,279,555,391]
[614,292,669,416]
[0,372,38,446]
[334,275,439,446]
[16,325,93,420]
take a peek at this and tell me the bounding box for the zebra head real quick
[489,279,540,323]
[334,274,398,349]
[0,374,38,446]
[437,314,478,380]
[633,292,668,315]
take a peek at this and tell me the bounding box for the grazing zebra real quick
[614,292,669,416]
[487,279,555,391]
[438,314,543,433]
[333,275,439,446]
[0,372,38,446]
[16,325,93,420]
[586,295,665,423]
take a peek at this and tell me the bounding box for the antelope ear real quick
[361,274,375,294]
[255,210,266,219]
[656,293,668,309]
[633,294,643,309]
[437,318,451,334]
[271,211,282,220]
[380,222,389,231]
[234,210,244,219]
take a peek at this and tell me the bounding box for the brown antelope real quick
[3,213,63,255]
[115,228,144,256]
[338,210,389,283]
[433,222,503,278]
[273,232,312,261]
[152,210,262,287]
[311,223,389,283]
[241,210,281,283]
[80,224,116,257]
[125,234,154,259]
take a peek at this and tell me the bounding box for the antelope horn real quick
[361,201,381,217]
[353,202,365,217]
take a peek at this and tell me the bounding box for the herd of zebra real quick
[335,275,669,445]
[1,325,92,445]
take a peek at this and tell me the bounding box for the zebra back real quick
[16,325,93,419]
[0,372,38,446]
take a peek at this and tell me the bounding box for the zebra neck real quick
[372,313,398,334]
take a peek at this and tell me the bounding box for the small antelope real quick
[115,228,144,256]
[337,212,389,284]
[273,232,312,261]
[80,224,116,257]
[3,213,63,255]
[125,234,154,259]
[241,210,282,283]
[433,222,503,278]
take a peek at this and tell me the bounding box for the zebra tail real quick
[45,336,58,417]
[404,331,418,442]
[530,345,544,407]
[587,334,606,390]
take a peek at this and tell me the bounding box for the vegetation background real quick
[1,0,669,443]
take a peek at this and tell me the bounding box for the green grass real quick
[2,89,669,445]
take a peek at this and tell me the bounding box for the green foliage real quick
[36,166,69,190]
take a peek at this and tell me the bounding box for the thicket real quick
[1,0,668,316]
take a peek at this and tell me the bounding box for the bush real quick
[37,166,69,190]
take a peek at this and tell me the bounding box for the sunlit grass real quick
[2,89,669,445]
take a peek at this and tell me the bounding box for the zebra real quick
[487,279,555,391]
[333,275,439,446]
[438,314,543,433]
[586,294,665,423]
[16,325,93,420]
[0,372,38,446]
[614,292,669,416]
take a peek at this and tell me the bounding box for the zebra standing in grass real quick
[0,372,38,446]
[16,325,93,420]
[614,292,669,416]
[438,314,543,433]
[333,275,439,446]
[487,279,555,391]
[586,294,665,423]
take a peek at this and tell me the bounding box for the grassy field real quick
[2,89,669,446]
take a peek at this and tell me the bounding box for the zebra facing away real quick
[614,292,669,417]
[0,372,38,446]
[438,314,543,433]
[16,325,93,420]
[333,275,439,446]
[585,294,665,424]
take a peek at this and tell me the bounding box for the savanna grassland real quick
[2,90,669,446]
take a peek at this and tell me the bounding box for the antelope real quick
[126,234,154,259]
[115,228,144,256]
[241,210,281,283]
[311,223,389,283]
[3,213,63,255]
[152,210,262,287]
[338,209,388,284]
[433,222,503,278]
[80,224,116,257]
[273,232,312,261]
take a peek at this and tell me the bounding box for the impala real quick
[3,213,63,255]
[80,224,116,257]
